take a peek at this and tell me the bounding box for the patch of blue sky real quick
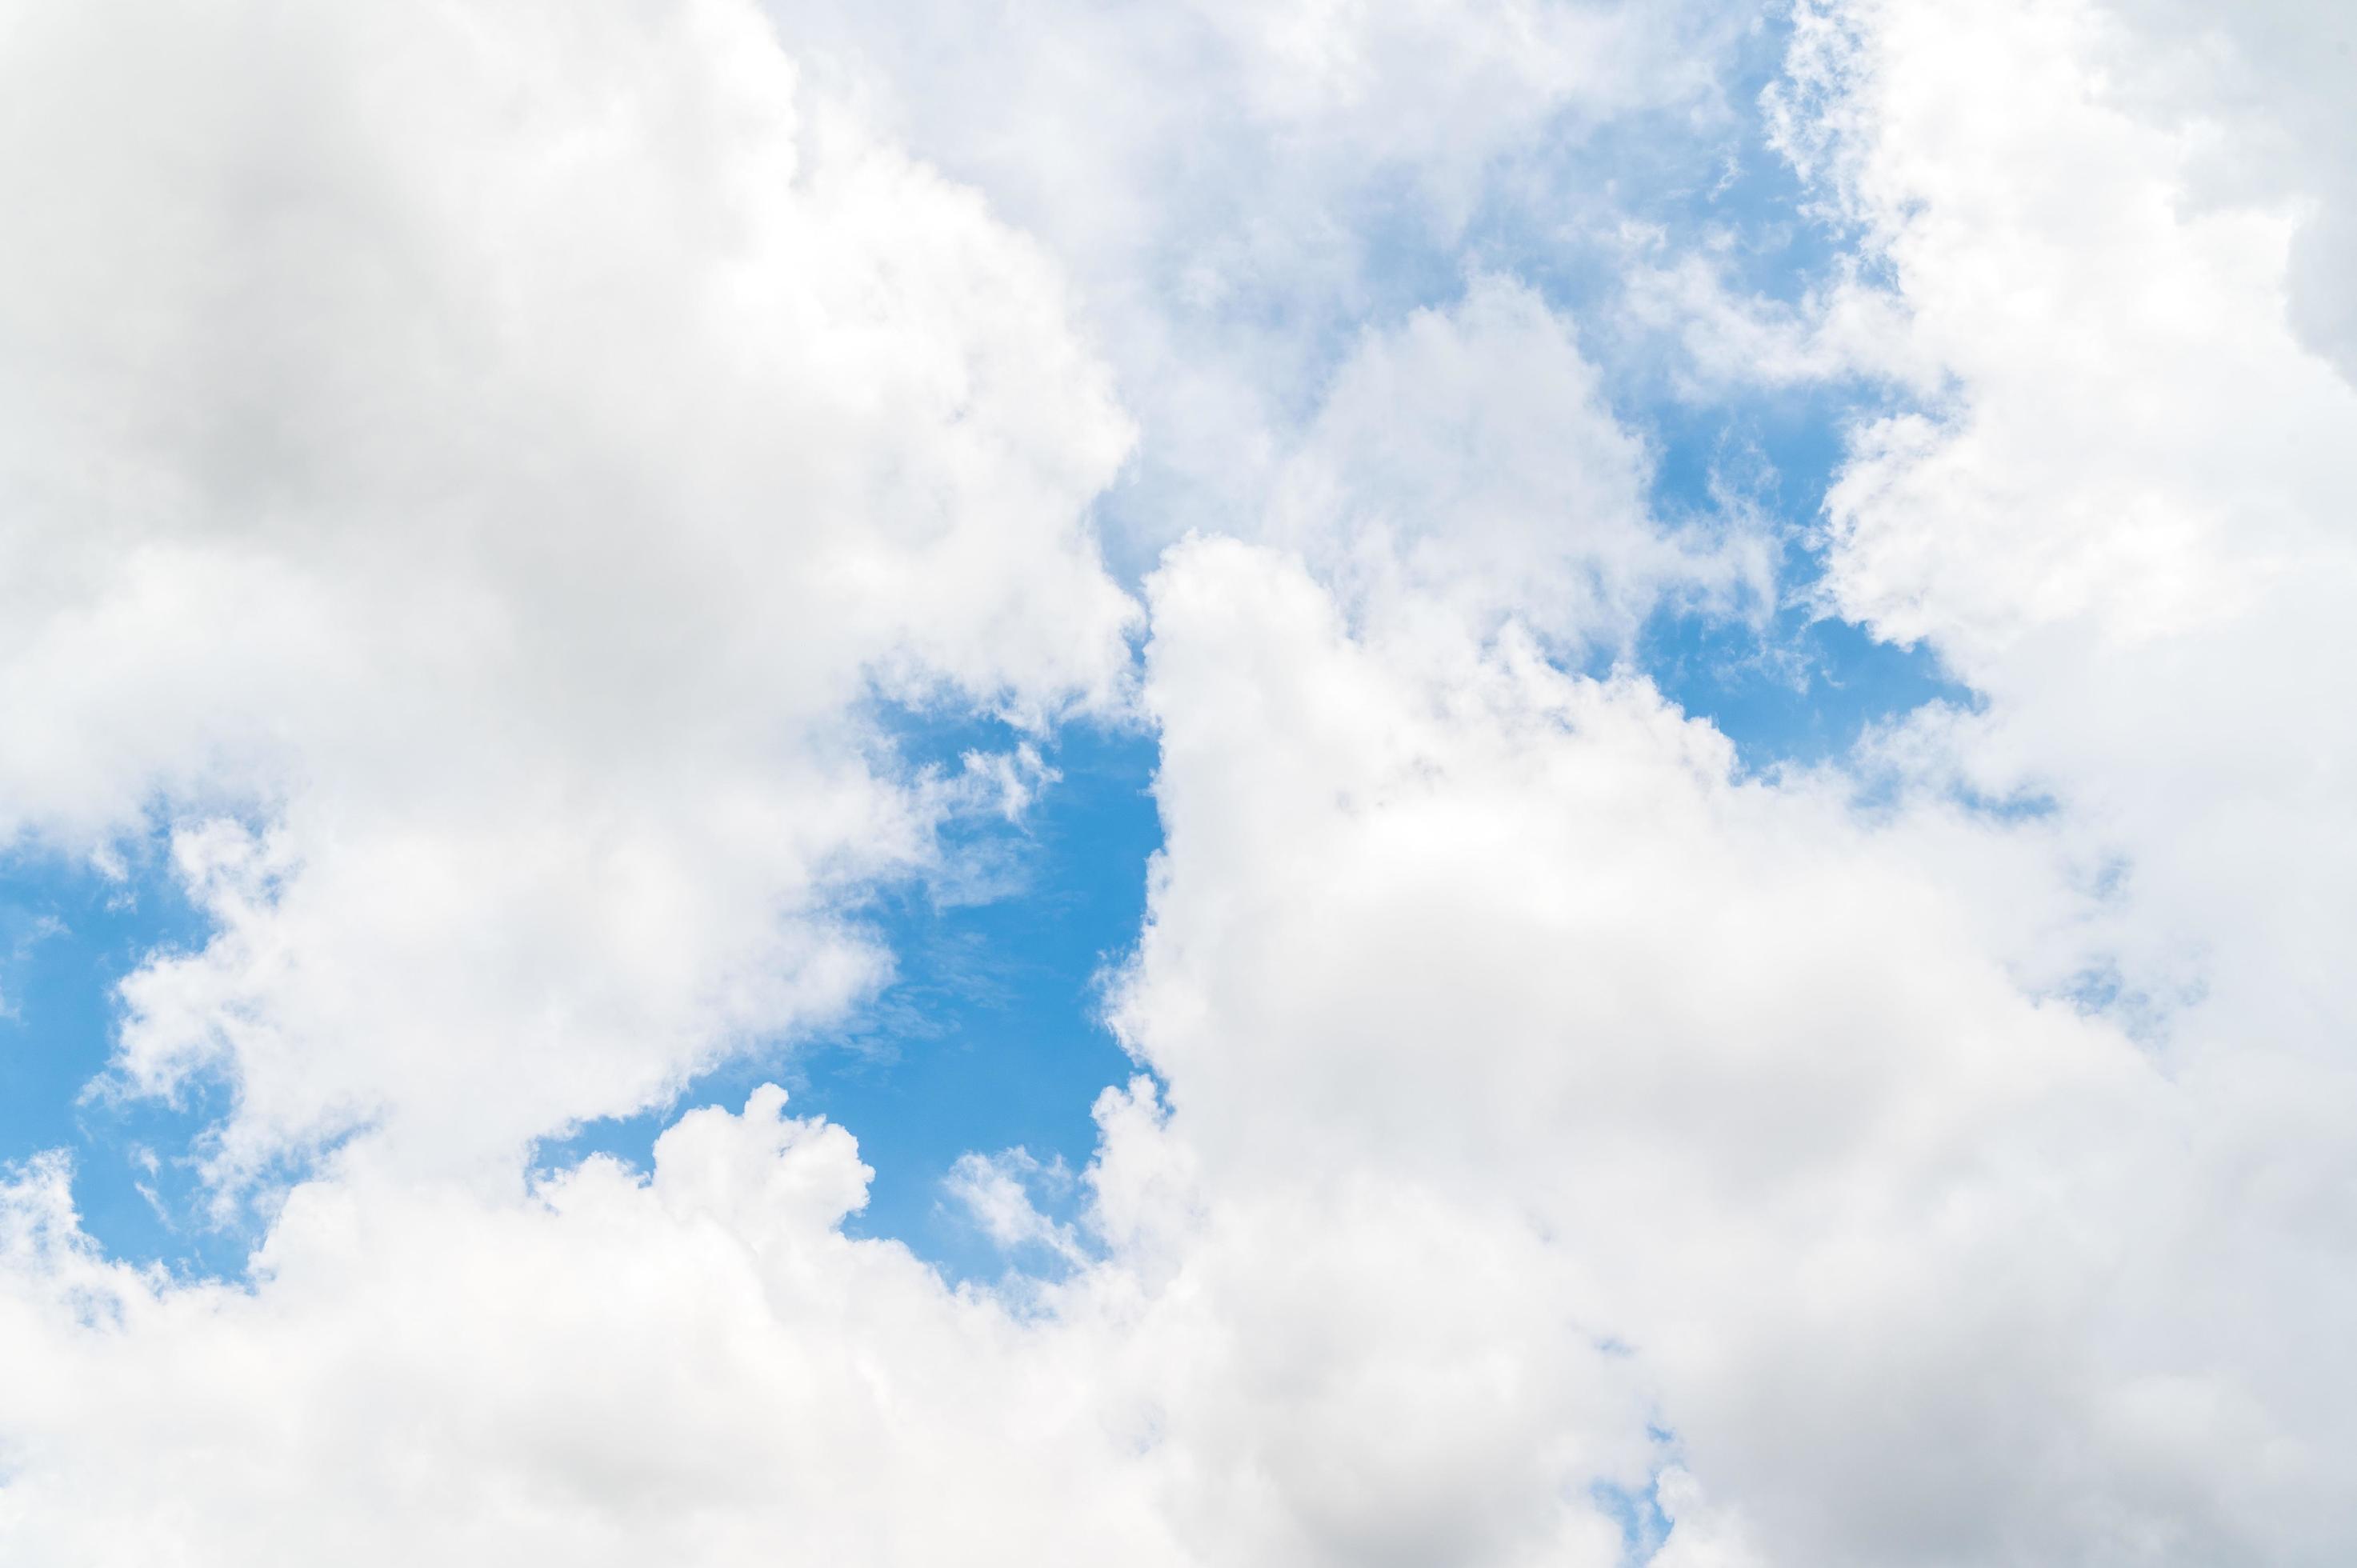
[535,710,1161,1284]
[1592,1473,1675,1567]
[1590,1418,1684,1565]
[0,709,1156,1286]
[1636,594,1963,772]
[1632,376,1969,770]
[1533,9,1965,768]
[0,842,249,1276]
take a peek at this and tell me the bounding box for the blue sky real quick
[0,847,236,1271]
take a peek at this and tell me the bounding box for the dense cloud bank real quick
[2,0,2354,1562]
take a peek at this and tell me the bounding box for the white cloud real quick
[757,0,1756,566]
[1615,0,2357,1553]
[1268,277,1771,646]
[0,1093,1192,1566]
[2107,0,2357,381]
[946,1146,1087,1265]
[0,0,1139,1179]
[1615,246,1938,396]
[1779,0,2357,663]
[1114,539,2202,1562]
[1778,0,2357,1204]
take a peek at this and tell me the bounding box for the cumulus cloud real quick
[1637,0,2357,1552]
[1118,539,2193,1562]
[0,0,1138,1178]
[2109,0,2357,381]
[1781,0,2357,1134]
[0,1092,1190,1565]
[1267,277,1772,645]
[3,0,2355,1563]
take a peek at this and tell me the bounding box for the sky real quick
[0,0,2353,1563]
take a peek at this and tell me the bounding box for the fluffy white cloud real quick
[1637,0,2357,1553]
[758,0,1755,565]
[2111,0,2357,381]
[1102,0,2357,1554]
[0,1092,1191,1565]
[1267,277,1771,645]
[1113,541,2207,1563]
[1783,0,2357,1254]
[0,0,1138,1178]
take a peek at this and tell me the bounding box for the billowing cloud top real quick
[1,0,2353,1563]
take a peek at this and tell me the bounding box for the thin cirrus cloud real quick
[1,0,2353,1565]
